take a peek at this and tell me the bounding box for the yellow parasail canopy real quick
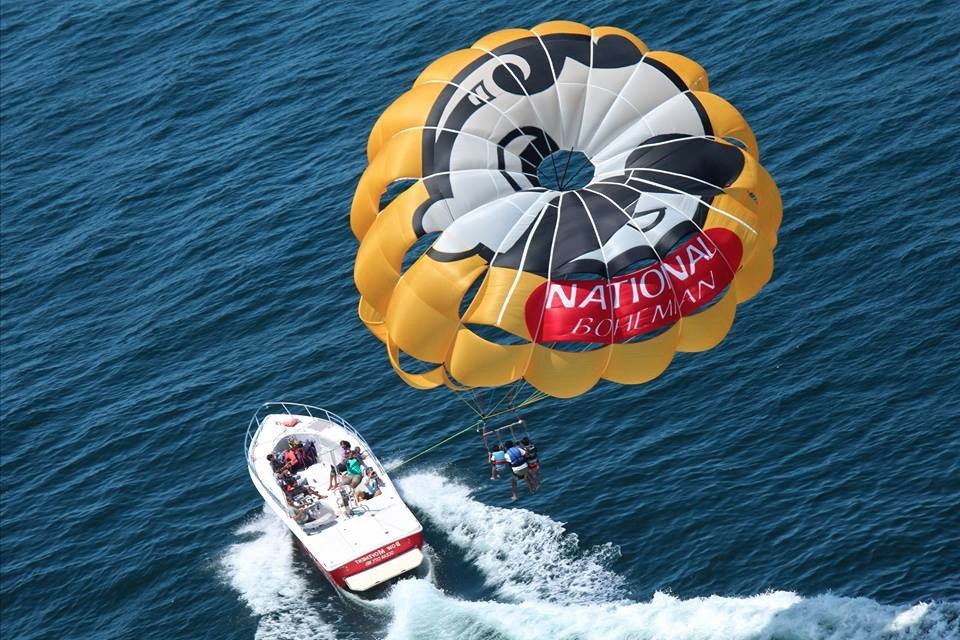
[352,21,781,403]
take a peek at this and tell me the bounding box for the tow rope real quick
[385,395,549,473]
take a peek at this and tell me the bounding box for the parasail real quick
[351,21,781,416]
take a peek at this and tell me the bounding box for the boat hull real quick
[298,531,424,590]
[245,402,425,593]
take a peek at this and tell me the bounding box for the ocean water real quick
[2,0,959,639]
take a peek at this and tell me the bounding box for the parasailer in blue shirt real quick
[503,440,536,501]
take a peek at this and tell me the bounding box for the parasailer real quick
[351,21,781,490]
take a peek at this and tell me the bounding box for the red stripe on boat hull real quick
[296,532,424,590]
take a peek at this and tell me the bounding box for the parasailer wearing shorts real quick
[489,443,508,479]
[505,443,528,477]
[520,437,540,490]
[504,440,534,501]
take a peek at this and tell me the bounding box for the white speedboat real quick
[244,402,424,591]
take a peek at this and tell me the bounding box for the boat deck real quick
[245,403,423,590]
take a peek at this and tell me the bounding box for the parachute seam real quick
[593,132,731,161]
[529,32,568,185]
[593,173,759,237]
[419,78,549,162]
[469,46,556,164]
[591,92,694,165]
[434,190,551,261]
[578,186,689,342]
[565,26,595,163]
[578,49,649,155]
[513,192,565,391]
[493,194,556,326]
[392,125,542,180]
[605,164,760,220]
[582,182,742,287]
[571,190,618,376]
[593,133,742,171]
[399,167,538,185]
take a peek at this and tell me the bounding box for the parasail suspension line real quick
[385,393,551,473]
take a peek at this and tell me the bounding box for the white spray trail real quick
[397,470,626,604]
[383,579,956,640]
[220,507,337,640]
[223,475,957,640]
[391,472,957,640]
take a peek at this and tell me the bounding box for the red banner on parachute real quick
[524,228,743,343]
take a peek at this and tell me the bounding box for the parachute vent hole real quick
[379,178,417,212]
[401,232,439,273]
[537,150,594,191]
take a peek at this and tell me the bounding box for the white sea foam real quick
[224,476,957,640]
[220,507,337,640]
[890,603,931,631]
[391,472,957,640]
[383,579,956,640]
[397,470,626,604]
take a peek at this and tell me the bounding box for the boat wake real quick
[220,508,338,640]
[222,472,958,640]
[396,470,627,604]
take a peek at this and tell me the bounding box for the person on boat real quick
[294,443,308,469]
[288,497,331,525]
[266,453,285,474]
[328,440,352,489]
[520,436,540,490]
[488,443,508,480]
[283,439,303,472]
[280,469,323,500]
[503,440,534,501]
[352,446,367,462]
[343,449,364,489]
[356,468,382,502]
[336,441,351,471]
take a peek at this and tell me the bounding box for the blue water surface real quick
[2,1,959,639]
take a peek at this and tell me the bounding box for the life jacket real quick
[491,450,507,466]
[506,446,526,467]
[283,450,298,466]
